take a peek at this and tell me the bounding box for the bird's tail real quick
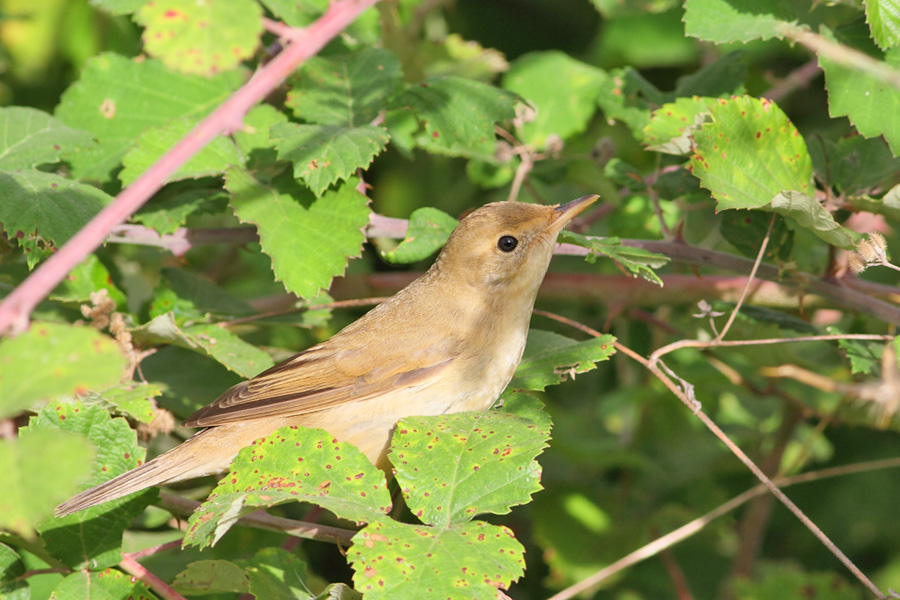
[54,428,226,517]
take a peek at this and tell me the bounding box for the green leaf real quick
[720,211,793,261]
[866,0,900,50]
[591,0,680,17]
[233,103,288,167]
[349,519,525,600]
[828,327,883,375]
[0,170,113,268]
[151,266,255,320]
[83,383,163,424]
[596,67,660,138]
[808,134,900,196]
[733,563,861,600]
[184,425,391,549]
[819,29,900,156]
[50,569,153,600]
[183,323,276,377]
[683,0,796,43]
[120,117,245,185]
[173,549,312,598]
[690,96,813,209]
[132,187,229,235]
[418,34,510,81]
[135,0,263,76]
[240,547,312,600]
[0,543,27,600]
[49,254,127,307]
[133,312,275,378]
[29,401,154,569]
[140,345,242,420]
[560,231,670,285]
[55,52,244,182]
[0,322,127,420]
[672,51,748,98]
[689,96,854,247]
[503,51,604,147]
[643,96,716,155]
[286,48,403,126]
[392,412,548,527]
[511,329,617,392]
[770,191,855,248]
[172,560,250,595]
[318,583,362,600]
[603,158,646,192]
[0,106,93,170]
[391,76,517,156]
[272,122,390,196]
[0,430,93,538]
[260,0,380,42]
[497,390,553,435]
[226,169,370,299]
[381,207,458,264]
[89,0,144,15]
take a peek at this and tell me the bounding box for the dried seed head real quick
[847,252,868,273]
[869,231,887,251]
[856,238,881,263]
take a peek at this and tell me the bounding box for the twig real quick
[649,334,892,367]
[158,493,357,545]
[761,59,821,102]
[218,296,389,327]
[779,23,900,92]
[532,310,886,598]
[731,406,801,580]
[11,568,72,582]
[716,214,775,341]
[546,457,900,600]
[125,539,183,562]
[119,554,186,600]
[0,0,381,335]
[659,542,694,600]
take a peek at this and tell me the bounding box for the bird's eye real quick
[497,235,519,252]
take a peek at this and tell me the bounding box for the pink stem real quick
[119,554,186,600]
[0,0,380,335]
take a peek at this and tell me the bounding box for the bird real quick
[55,195,598,517]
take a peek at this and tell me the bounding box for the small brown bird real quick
[56,195,598,516]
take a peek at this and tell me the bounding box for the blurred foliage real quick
[1,0,900,599]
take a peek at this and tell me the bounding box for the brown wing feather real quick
[184,337,456,428]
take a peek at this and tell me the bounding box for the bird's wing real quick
[184,336,455,427]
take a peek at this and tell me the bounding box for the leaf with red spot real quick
[120,116,245,186]
[55,52,244,182]
[349,518,524,600]
[690,95,854,248]
[643,96,717,155]
[390,76,516,157]
[272,122,390,197]
[819,27,900,157]
[28,401,154,569]
[391,411,549,528]
[0,171,114,269]
[502,51,606,147]
[0,322,127,420]
[0,107,93,170]
[512,329,618,392]
[0,430,93,539]
[135,0,263,76]
[50,568,154,600]
[183,425,391,549]
[285,48,402,127]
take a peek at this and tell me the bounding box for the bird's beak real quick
[548,194,599,233]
